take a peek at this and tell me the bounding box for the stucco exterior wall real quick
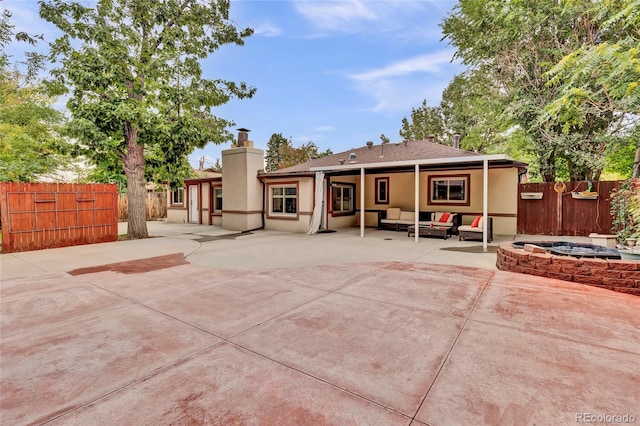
[166,207,187,223]
[327,175,358,229]
[263,176,315,233]
[221,147,264,231]
[357,167,519,234]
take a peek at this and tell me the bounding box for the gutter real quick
[309,154,518,172]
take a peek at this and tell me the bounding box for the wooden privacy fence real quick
[117,192,167,221]
[517,181,620,236]
[0,182,118,253]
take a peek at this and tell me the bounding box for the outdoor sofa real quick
[378,208,460,234]
[458,216,493,242]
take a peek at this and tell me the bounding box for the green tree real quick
[0,10,69,182]
[441,0,625,182]
[40,0,255,239]
[380,133,390,144]
[265,132,290,172]
[440,71,513,153]
[212,158,222,173]
[545,0,640,178]
[398,100,444,143]
[265,132,332,171]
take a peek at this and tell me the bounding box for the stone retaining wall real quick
[496,242,640,296]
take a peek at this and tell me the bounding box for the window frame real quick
[267,182,298,219]
[212,186,223,214]
[171,187,184,206]
[375,177,389,204]
[331,182,356,216]
[427,174,470,206]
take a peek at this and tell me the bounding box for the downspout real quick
[261,179,265,230]
[360,167,365,238]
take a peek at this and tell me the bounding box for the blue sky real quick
[4,0,465,169]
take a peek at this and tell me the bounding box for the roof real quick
[259,140,525,177]
[185,169,222,183]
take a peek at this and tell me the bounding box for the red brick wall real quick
[496,243,640,296]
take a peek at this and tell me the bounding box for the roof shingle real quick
[262,140,482,175]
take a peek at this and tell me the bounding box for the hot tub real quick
[512,241,621,260]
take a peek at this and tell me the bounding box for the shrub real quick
[610,179,640,243]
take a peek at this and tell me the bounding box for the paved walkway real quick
[1,222,638,425]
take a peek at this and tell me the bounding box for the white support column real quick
[414,163,419,242]
[360,167,365,238]
[483,159,488,252]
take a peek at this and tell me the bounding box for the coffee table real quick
[407,225,450,239]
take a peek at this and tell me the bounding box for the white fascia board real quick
[309,154,514,172]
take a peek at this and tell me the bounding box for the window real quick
[213,187,223,212]
[269,184,297,217]
[171,187,184,205]
[375,177,389,204]
[428,174,470,206]
[332,182,355,215]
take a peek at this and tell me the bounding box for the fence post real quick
[556,188,563,236]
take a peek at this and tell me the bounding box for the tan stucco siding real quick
[327,175,358,229]
[166,207,187,223]
[263,176,314,233]
[357,168,519,234]
[222,147,264,231]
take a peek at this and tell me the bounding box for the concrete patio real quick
[1,222,638,425]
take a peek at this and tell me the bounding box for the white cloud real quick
[293,0,447,36]
[350,50,455,82]
[253,22,282,37]
[293,0,378,32]
[348,50,463,112]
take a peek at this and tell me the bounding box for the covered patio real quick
[307,153,526,252]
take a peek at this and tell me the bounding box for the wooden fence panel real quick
[0,182,118,253]
[117,192,167,222]
[518,181,620,236]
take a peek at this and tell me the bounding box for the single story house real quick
[167,130,527,249]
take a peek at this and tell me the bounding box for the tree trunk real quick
[634,146,640,179]
[123,123,149,239]
[540,151,556,183]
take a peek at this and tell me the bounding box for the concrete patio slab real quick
[475,272,640,354]
[232,290,467,417]
[47,343,410,426]
[1,272,219,425]
[415,321,640,425]
[0,223,637,425]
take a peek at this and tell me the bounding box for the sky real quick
[3,0,466,170]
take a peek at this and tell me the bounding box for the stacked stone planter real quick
[496,242,640,296]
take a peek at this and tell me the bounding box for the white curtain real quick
[307,171,325,235]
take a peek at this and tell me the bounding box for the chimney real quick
[453,133,461,149]
[237,128,250,147]
[426,134,435,144]
[366,141,374,149]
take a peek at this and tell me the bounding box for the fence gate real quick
[0,182,118,253]
[517,181,620,236]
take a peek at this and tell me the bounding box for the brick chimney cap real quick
[237,127,251,132]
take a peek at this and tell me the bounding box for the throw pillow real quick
[439,213,451,223]
[471,215,482,227]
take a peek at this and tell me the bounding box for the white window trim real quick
[171,187,184,205]
[213,187,223,213]
[332,182,355,215]
[269,184,298,217]
[429,175,469,205]
[375,177,389,204]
